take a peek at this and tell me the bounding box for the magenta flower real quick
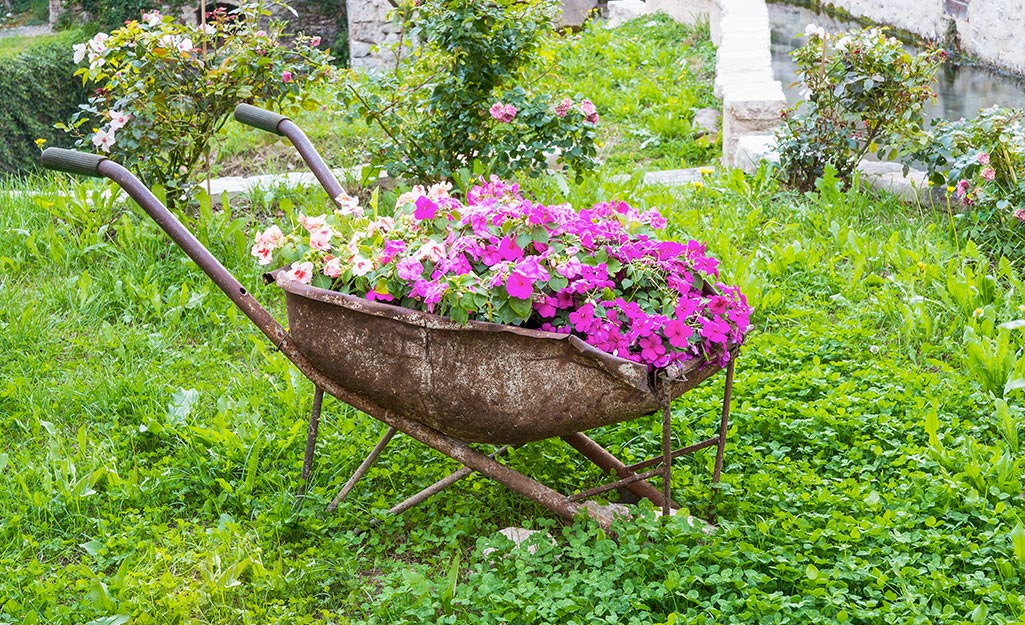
[498,236,524,261]
[506,271,533,300]
[396,257,423,281]
[282,70,293,83]
[414,196,438,220]
[663,319,693,348]
[955,179,971,198]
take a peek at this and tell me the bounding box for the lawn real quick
[1,14,1024,625]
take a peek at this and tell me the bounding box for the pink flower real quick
[396,257,423,281]
[298,213,327,232]
[977,152,990,165]
[1015,209,1025,222]
[108,110,131,131]
[352,255,373,276]
[981,167,996,181]
[251,242,274,265]
[416,240,446,262]
[334,191,362,216]
[498,236,523,262]
[310,36,321,47]
[255,225,284,247]
[309,226,334,251]
[663,319,693,348]
[489,102,518,123]
[284,261,314,284]
[414,196,438,220]
[323,256,342,278]
[91,128,115,152]
[555,97,572,118]
[282,70,293,83]
[506,271,533,300]
[579,99,599,124]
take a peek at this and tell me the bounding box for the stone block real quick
[606,0,650,28]
[733,133,778,173]
[561,0,598,27]
[647,0,717,25]
[692,107,720,136]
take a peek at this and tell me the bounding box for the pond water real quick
[768,2,1025,124]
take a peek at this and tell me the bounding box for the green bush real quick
[340,0,599,184]
[0,31,91,177]
[776,26,942,191]
[908,106,1025,261]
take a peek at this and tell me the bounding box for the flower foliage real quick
[909,106,1025,260]
[776,25,944,191]
[338,0,599,184]
[253,178,751,370]
[60,1,333,206]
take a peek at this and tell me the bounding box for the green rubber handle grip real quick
[234,103,288,135]
[40,147,106,177]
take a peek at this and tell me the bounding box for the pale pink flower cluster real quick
[489,102,518,123]
[250,225,284,265]
[73,32,110,70]
[555,98,573,118]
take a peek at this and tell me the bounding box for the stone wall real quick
[819,0,1025,75]
[346,0,402,72]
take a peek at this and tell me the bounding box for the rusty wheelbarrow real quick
[40,104,739,528]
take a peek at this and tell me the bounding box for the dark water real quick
[768,3,1025,123]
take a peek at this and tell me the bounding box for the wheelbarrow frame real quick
[40,105,738,529]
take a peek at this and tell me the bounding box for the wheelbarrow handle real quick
[234,103,289,136]
[39,147,290,351]
[232,103,348,205]
[40,148,107,178]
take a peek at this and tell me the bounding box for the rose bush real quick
[908,106,1025,261]
[253,178,751,370]
[60,1,333,207]
[776,25,944,191]
[338,0,599,184]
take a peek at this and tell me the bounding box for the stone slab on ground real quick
[734,133,778,173]
[481,527,557,558]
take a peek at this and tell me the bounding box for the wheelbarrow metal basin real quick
[276,276,729,446]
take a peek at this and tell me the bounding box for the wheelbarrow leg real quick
[562,432,675,509]
[379,446,510,519]
[298,386,325,499]
[712,358,736,484]
[327,426,398,512]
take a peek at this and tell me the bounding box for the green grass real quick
[2,161,1024,623]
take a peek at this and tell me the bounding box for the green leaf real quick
[806,563,820,581]
[1012,523,1025,562]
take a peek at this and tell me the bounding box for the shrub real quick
[0,31,90,176]
[59,1,333,207]
[910,106,1025,260]
[338,0,599,184]
[776,25,943,191]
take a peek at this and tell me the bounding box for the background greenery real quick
[0,29,91,176]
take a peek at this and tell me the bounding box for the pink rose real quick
[555,97,572,118]
[981,167,996,181]
[977,152,990,165]
[282,70,293,83]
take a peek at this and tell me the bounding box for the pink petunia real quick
[414,196,438,221]
[396,256,423,281]
[506,271,533,300]
[284,261,314,284]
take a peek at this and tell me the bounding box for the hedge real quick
[0,30,91,177]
